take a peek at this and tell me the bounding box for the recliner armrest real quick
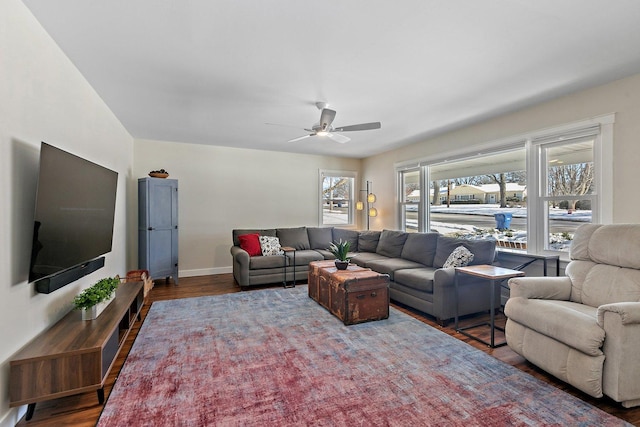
[597,302,640,326]
[508,276,572,300]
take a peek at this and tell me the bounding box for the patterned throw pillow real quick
[443,245,475,268]
[259,236,284,256]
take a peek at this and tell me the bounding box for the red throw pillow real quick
[238,233,262,256]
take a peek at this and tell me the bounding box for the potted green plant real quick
[328,240,351,270]
[73,276,120,320]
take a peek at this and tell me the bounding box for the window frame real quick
[318,169,357,228]
[395,114,614,257]
[398,167,425,232]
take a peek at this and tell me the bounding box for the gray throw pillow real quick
[376,230,409,258]
[358,230,381,253]
[333,228,359,251]
[307,227,334,250]
[400,233,439,266]
[276,227,311,250]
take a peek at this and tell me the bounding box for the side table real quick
[454,265,524,347]
[281,246,296,288]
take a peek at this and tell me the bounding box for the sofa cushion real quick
[365,258,424,281]
[277,227,311,250]
[307,227,333,250]
[443,246,474,268]
[238,233,262,256]
[333,228,359,252]
[233,228,276,246]
[433,236,495,268]
[259,236,284,256]
[505,298,604,357]
[358,230,381,252]
[393,268,436,293]
[349,252,388,268]
[290,249,325,266]
[250,255,285,269]
[376,230,409,258]
[401,233,439,266]
[314,249,334,260]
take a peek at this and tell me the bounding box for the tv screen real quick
[29,142,118,284]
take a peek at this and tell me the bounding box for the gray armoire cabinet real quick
[138,177,179,284]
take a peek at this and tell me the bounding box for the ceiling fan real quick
[288,102,381,143]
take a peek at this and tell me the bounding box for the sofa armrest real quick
[230,246,250,287]
[597,302,640,326]
[508,276,572,300]
[230,245,249,266]
[433,267,455,288]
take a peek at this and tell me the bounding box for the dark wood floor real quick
[17,274,640,426]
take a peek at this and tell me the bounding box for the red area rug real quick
[98,286,629,426]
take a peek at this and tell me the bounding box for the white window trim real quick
[318,169,358,228]
[395,113,615,255]
[398,167,425,232]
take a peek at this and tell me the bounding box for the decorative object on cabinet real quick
[148,168,169,178]
[138,177,179,284]
[73,276,120,320]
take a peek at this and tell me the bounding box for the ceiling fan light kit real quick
[287,102,381,144]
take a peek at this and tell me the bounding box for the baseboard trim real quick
[179,267,232,278]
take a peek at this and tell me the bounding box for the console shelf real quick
[9,281,144,420]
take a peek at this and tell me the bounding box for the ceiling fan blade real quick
[288,134,314,143]
[319,108,337,131]
[333,122,381,132]
[326,133,350,144]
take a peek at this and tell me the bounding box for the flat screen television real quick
[29,142,118,293]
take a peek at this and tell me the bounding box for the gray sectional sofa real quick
[231,226,497,324]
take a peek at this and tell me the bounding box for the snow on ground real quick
[427,204,587,251]
[429,204,591,221]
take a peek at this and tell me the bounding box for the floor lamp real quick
[357,181,377,230]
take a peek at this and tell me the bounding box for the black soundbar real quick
[35,257,106,294]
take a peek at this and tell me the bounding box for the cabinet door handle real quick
[148,227,154,231]
[371,292,377,297]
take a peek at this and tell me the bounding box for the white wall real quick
[133,139,362,276]
[363,72,640,230]
[0,1,133,425]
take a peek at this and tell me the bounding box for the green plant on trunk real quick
[328,240,351,262]
[73,277,120,310]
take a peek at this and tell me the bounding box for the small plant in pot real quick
[328,240,351,270]
[73,277,120,320]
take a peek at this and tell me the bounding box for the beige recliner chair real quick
[505,223,640,408]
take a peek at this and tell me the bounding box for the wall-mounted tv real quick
[29,142,118,293]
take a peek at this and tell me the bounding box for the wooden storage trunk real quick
[308,261,390,325]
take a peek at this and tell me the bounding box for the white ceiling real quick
[22,0,640,158]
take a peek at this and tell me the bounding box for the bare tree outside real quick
[486,173,507,208]
[548,162,594,210]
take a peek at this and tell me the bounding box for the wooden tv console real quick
[9,281,144,421]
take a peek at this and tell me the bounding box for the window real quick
[319,170,356,226]
[399,169,422,232]
[427,148,528,250]
[534,132,597,252]
[396,115,613,255]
